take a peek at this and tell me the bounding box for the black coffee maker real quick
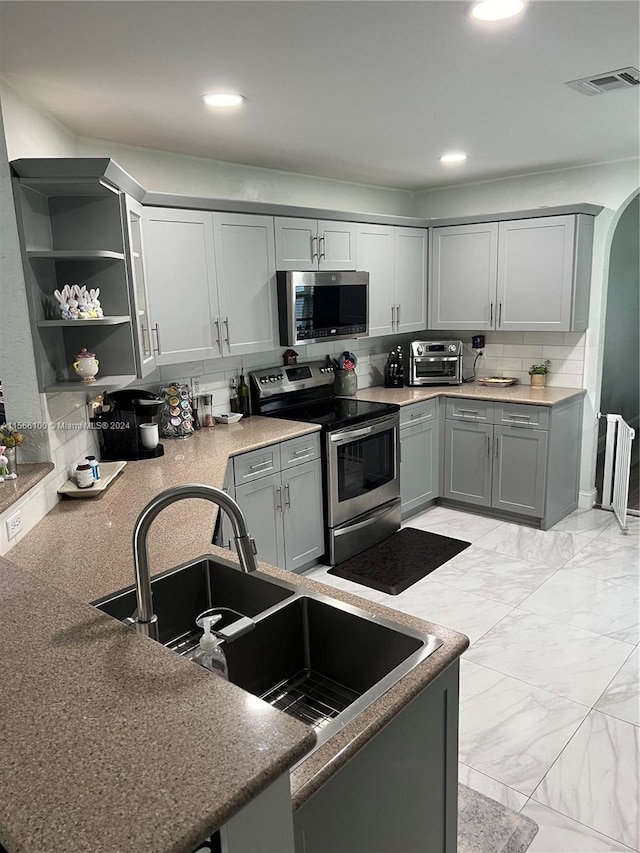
[91,389,165,461]
[384,346,405,388]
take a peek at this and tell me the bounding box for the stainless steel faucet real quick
[130,484,258,640]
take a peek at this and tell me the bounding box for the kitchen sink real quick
[92,554,296,646]
[93,556,443,749]
[221,594,442,743]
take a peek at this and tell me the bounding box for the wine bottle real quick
[237,374,251,417]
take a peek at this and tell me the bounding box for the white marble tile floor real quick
[304,505,640,851]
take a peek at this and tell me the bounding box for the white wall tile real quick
[547,374,583,388]
[542,344,586,361]
[503,345,544,359]
[522,332,564,345]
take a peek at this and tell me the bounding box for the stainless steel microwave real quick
[277,270,369,346]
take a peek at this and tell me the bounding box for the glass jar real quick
[334,369,357,396]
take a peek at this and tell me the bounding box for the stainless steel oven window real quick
[413,356,460,380]
[326,415,400,528]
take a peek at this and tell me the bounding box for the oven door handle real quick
[329,419,396,443]
[333,502,396,536]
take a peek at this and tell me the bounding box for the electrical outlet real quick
[191,376,200,396]
[6,510,23,541]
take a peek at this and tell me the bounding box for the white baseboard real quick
[579,488,597,510]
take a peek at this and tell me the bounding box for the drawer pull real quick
[509,414,531,421]
[249,460,272,471]
[293,446,313,456]
[459,409,478,416]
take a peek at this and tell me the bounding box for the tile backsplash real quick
[138,329,586,411]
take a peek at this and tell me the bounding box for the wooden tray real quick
[58,460,127,497]
[477,377,519,386]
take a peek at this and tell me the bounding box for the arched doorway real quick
[596,191,639,510]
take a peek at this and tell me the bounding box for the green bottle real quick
[237,374,250,417]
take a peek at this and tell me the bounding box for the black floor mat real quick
[328,526,471,595]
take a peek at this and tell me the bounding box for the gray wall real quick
[600,193,640,428]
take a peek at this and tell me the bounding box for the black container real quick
[91,389,165,461]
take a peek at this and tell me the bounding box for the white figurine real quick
[0,445,16,481]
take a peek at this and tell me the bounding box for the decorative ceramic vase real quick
[335,369,357,396]
[530,374,546,387]
[73,348,100,382]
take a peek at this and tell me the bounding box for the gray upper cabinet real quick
[355,223,395,336]
[429,222,498,331]
[143,207,279,364]
[143,207,220,364]
[213,213,278,357]
[274,217,356,271]
[429,214,594,332]
[355,224,427,338]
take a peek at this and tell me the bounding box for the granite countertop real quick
[0,461,54,515]
[0,556,316,853]
[353,381,586,407]
[4,413,469,853]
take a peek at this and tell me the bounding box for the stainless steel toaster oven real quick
[408,340,463,386]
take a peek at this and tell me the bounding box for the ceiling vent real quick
[565,67,640,96]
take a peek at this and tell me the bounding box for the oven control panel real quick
[250,361,335,399]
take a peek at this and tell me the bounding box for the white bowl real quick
[214,413,243,424]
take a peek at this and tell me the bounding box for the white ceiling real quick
[0,1,638,191]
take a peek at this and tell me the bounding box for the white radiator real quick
[598,412,637,532]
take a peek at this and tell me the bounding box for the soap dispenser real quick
[193,613,229,680]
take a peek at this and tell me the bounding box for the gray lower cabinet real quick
[492,424,548,516]
[233,436,324,573]
[443,419,493,507]
[400,400,440,517]
[293,661,459,853]
[235,471,285,568]
[443,397,581,525]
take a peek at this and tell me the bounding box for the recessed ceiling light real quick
[201,93,246,107]
[470,0,526,21]
[439,152,468,164]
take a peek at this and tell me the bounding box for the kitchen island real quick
[3,414,469,853]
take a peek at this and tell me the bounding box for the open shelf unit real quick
[11,167,142,393]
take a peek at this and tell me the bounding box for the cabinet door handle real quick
[396,304,401,328]
[487,434,491,456]
[152,323,161,355]
[319,235,326,260]
[223,316,230,345]
[311,235,318,261]
[214,317,221,348]
[391,305,395,328]
[490,302,494,326]
[275,486,282,512]
[284,483,291,509]
[495,435,499,457]
[498,302,502,327]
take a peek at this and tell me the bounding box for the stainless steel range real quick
[250,361,400,565]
